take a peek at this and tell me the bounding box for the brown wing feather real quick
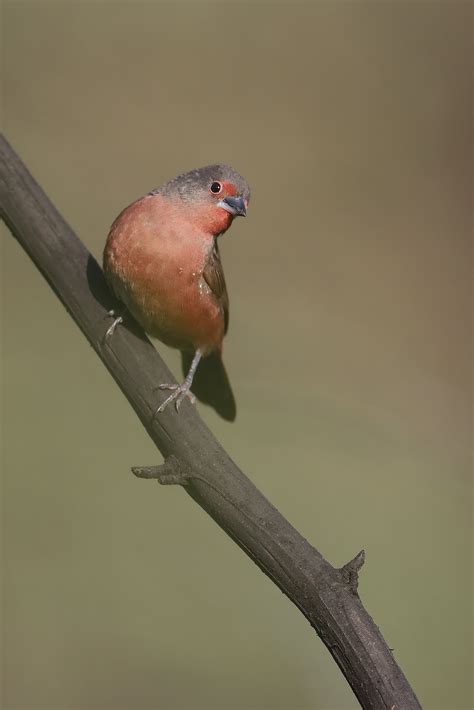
[202,241,229,334]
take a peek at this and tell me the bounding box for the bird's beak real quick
[218,195,247,217]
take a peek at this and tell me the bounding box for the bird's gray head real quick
[152,164,250,217]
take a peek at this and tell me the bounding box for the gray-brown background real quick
[2,1,472,708]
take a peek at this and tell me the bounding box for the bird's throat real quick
[192,202,233,236]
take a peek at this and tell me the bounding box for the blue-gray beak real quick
[219,195,247,217]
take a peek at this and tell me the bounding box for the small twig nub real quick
[131,455,191,486]
[341,549,365,594]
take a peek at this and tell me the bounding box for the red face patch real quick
[221,181,237,197]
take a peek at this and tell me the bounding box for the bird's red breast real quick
[104,193,227,354]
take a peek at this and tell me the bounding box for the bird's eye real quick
[210,181,222,194]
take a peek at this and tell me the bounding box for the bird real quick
[103,164,250,421]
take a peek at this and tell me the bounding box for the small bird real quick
[103,164,250,421]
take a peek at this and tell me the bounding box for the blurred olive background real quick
[2,1,472,709]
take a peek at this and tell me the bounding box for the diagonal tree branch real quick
[0,134,421,710]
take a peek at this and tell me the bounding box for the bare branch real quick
[0,134,421,710]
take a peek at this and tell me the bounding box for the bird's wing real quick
[202,241,229,333]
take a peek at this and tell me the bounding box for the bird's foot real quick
[156,382,196,414]
[105,309,123,338]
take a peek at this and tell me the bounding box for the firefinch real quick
[103,164,250,421]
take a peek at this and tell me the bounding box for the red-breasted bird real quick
[103,164,250,421]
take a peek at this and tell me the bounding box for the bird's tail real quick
[181,349,236,421]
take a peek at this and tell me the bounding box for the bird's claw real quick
[105,310,123,338]
[156,383,196,414]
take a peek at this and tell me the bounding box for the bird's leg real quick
[104,309,124,338]
[156,350,202,414]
